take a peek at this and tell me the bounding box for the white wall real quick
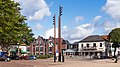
[78,41,105,52]
[10,45,27,53]
[19,46,27,53]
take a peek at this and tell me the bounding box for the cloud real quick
[33,35,38,39]
[44,26,68,40]
[92,16,102,22]
[72,24,94,40]
[14,0,51,21]
[44,28,58,39]
[43,17,97,43]
[62,26,68,33]
[102,20,120,34]
[75,16,84,23]
[62,15,103,43]
[102,20,114,33]
[62,24,94,43]
[102,0,120,34]
[33,23,43,30]
[102,0,120,21]
[28,8,51,21]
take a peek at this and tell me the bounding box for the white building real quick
[78,35,112,58]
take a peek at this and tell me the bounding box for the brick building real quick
[27,36,69,55]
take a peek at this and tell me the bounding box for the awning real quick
[21,50,26,54]
[64,49,75,53]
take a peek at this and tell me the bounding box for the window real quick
[81,44,83,48]
[36,47,39,51]
[27,48,30,51]
[100,43,102,47]
[40,44,42,46]
[87,44,89,48]
[49,47,52,51]
[40,47,43,51]
[93,43,96,47]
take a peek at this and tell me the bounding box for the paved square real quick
[0,58,120,67]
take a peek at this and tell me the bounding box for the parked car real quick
[0,57,11,62]
[0,52,11,62]
[19,55,29,60]
[8,55,19,60]
[29,55,36,60]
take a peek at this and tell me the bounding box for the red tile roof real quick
[101,35,109,41]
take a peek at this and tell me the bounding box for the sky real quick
[14,0,120,43]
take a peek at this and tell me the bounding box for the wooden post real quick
[58,15,61,62]
[53,14,56,62]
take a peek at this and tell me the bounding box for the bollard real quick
[62,55,64,62]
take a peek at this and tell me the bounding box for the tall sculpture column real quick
[58,6,63,62]
[53,14,56,62]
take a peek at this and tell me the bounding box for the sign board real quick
[56,50,59,57]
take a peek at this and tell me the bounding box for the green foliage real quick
[0,0,34,51]
[37,55,53,59]
[109,28,120,56]
[109,28,120,47]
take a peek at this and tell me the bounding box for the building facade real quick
[27,36,68,56]
[78,35,107,58]
[78,35,120,58]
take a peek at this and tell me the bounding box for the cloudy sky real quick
[14,0,120,43]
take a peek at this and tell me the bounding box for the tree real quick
[109,28,120,63]
[0,0,34,52]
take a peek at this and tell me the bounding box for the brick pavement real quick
[0,58,120,67]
